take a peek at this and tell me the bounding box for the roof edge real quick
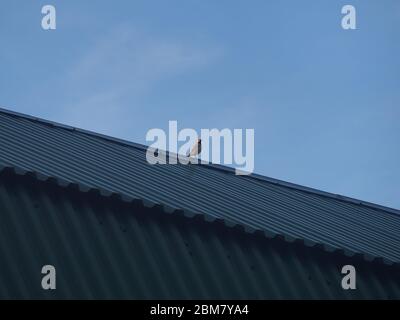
[1,106,399,216]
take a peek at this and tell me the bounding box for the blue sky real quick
[1,0,399,209]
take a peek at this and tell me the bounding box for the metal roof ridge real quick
[1,105,399,216]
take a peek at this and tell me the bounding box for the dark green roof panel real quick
[0,172,399,299]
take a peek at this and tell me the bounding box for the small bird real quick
[187,138,202,157]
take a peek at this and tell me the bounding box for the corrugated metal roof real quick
[1,171,399,299]
[0,107,399,265]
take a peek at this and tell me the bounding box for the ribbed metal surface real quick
[0,108,399,265]
[0,172,399,299]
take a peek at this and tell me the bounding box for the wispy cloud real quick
[54,24,222,136]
